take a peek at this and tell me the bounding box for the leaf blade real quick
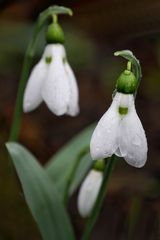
[6,142,75,240]
[45,124,95,198]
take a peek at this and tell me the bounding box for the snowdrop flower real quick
[23,20,79,116]
[78,169,103,217]
[90,66,148,168]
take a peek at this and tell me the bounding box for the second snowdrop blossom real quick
[77,169,103,217]
[23,19,79,116]
[90,64,148,168]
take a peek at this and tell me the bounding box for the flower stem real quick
[9,46,34,141]
[82,155,117,240]
[127,61,132,71]
[53,14,58,23]
[9,6,73,141]
[127,196,142,240]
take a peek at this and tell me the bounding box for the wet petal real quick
[90,96,120,160]
[119,106,148,168]
[118,93,134,108]
[43,44,66,61]
[77,170,103,217]
[23,60,47,112]
[42,52,70,116]
[64,62,79,116]
[115,147,122,157]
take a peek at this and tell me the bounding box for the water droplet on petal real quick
[26,101,31,107]
[107,129,111,134]
[132,135,141,146]
[96,147,100,152]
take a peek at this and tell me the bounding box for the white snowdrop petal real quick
[90,94,121,160]
[42,47,70,116]
[64,62,79,116]
[23,60,47,112]
[43,44,66,60]
[119,105,148,168]
[115,147,122,157]
[118,93,134,108]
[77,170,103,217]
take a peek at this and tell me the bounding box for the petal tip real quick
[67,106,80,117]
[124,155,147,168]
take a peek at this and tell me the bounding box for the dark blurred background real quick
[0,0,160,239]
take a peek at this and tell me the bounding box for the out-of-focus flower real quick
[77,169,103,217]
[23,20,79,116]
[90,67,148,168]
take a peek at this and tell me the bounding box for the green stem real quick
[64,146,90,204]
[53,14,58,23]
[9,45,33,141]
[127,61,132,71]
[127,196,142,240]
[9,5,72,141]
[82,155,117,240]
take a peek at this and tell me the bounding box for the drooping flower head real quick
[77,169,102,217]
[90,61,148,168]
[77,160,105,217]
[23,15,79,116]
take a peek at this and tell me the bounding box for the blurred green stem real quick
[82,155,117,240]
[9,45,34,141]
[9,6,72,141]
[64,146,90,204]
[127,196,142,240]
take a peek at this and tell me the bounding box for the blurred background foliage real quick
[0,0,160,239]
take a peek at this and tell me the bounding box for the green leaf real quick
[6,142,75,240]
[45,124,95,199]
[69,153,92,196]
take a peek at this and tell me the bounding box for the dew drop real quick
[26,101,31,107]
[132,135,141,146]
[107,129,111,134]
[96,147,100,152]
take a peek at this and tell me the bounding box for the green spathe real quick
[116,70,138,94]
[46,22,64,44]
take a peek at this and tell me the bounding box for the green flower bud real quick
[116,69,138,94]
[93,159,105,172]
[46,22,64,44]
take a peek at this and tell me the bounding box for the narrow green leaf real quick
[45,124,95,198]
[69,153,92,196]
[6,142,75,240]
